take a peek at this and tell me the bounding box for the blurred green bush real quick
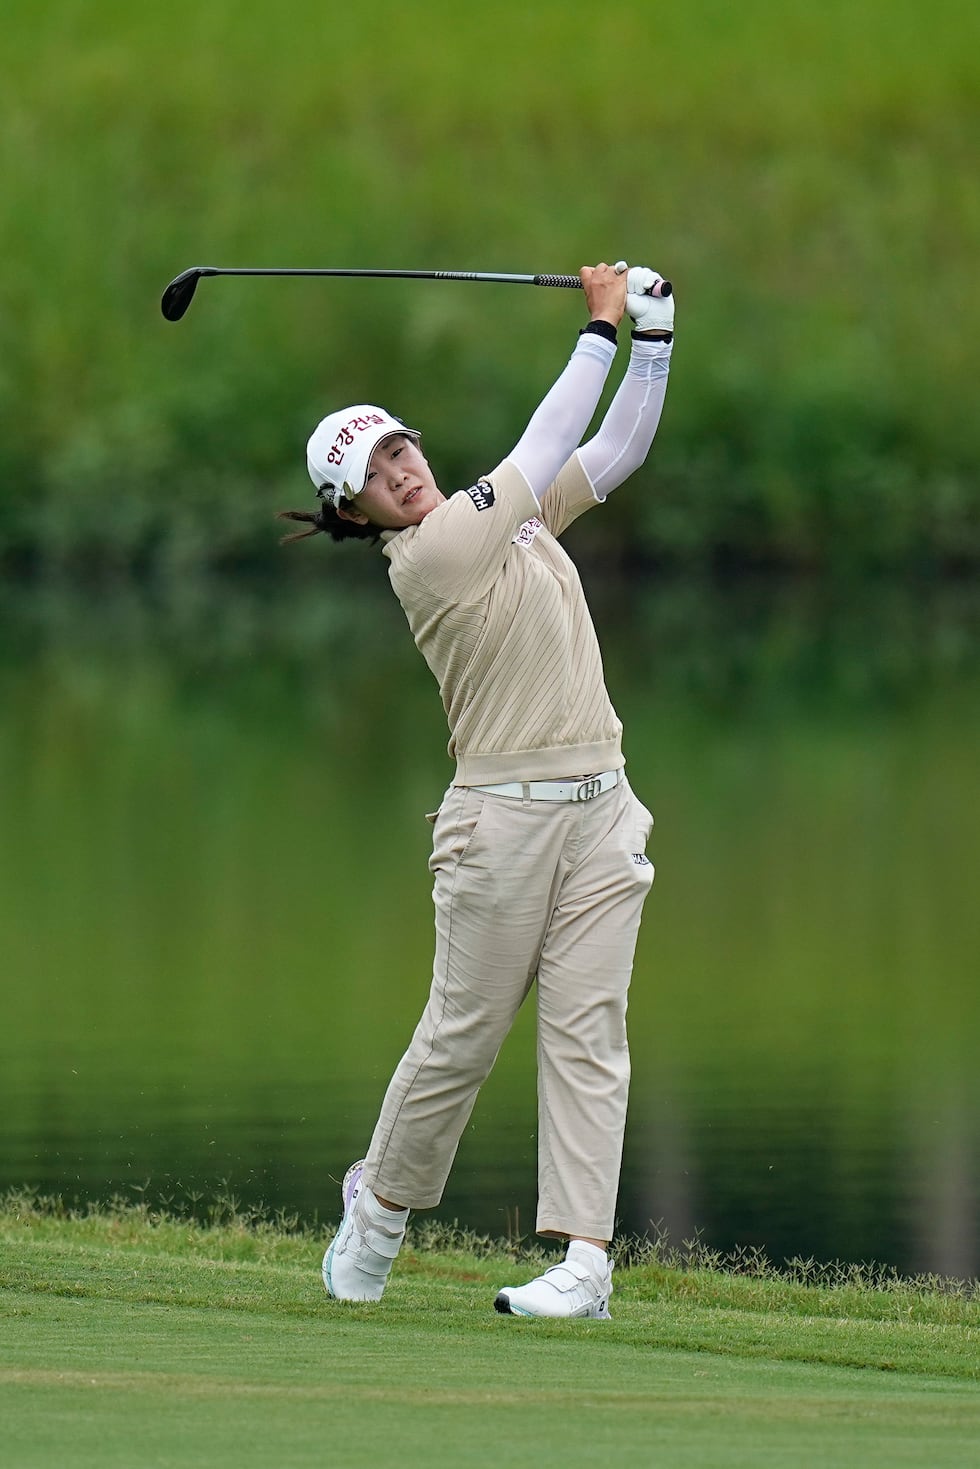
[1,0,977,570]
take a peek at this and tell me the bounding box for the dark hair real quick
[275,503,380,545]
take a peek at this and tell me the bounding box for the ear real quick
[336,501,370,527]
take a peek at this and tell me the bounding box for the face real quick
[339,434,444,530]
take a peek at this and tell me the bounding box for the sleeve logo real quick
[464,480,496,512]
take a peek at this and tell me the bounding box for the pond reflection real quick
[1,569,977,1278]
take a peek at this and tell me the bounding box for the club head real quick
[161,267,205,322]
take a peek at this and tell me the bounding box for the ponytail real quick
[276,508,328,544]
[275,505,379,545]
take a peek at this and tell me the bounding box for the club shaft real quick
[161,265,673,321]
[193,267,671,292]
[193,267,583,287]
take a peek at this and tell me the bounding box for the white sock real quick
[566,1240,608,1271]
[362,1186,409,1226]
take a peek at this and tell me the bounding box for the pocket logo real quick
[631,853,652,866]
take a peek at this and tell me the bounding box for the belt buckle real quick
[573,776,602,802]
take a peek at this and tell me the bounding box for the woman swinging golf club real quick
[280,260,674,1318]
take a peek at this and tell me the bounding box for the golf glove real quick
[627,266,674,334]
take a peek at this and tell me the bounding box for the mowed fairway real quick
[1,1208,976,1468]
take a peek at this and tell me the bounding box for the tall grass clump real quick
[1,0,978,570]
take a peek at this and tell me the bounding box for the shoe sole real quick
[341,1159,366,1213]
[493,1290,611,1320]
[323,1159,367,1299]
[494,1292,526,1315]
[322,1241,338,1297]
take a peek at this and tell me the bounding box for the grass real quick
[1,0,978,569]
[1,1193,977,1467]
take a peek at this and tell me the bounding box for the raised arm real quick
[396,263,630,599]
[503,262,628,503]
[577,267,674,499]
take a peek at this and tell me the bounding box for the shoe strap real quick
[542,1261,594,1292]
[361,1225,404,1260]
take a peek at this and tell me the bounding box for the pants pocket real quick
[627,789,655,885]
[428,787,497,874]
[626,784,655,848]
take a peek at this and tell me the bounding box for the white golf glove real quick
[626,266,674,334]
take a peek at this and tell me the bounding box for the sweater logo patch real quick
[465,481,496,512]
[513,516,543,547]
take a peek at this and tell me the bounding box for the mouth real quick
[402,487,423,507]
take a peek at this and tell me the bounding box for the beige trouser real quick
[363,776,655,1242]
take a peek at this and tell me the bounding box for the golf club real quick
[161,264,672,322]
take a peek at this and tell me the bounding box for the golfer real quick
[281,261,674,1318]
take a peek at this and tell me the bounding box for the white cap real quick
[306,405,421,508]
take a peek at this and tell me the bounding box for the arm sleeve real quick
[504,331,618,503]
[576,338,672,499]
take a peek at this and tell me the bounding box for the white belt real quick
[470,769,622,803]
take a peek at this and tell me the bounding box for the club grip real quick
[533,272,673,296]
[532,274,584,289]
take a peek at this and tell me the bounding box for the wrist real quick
[580,319,618,344]
[631,329,673,343]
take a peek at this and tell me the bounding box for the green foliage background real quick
[1,0,977,570]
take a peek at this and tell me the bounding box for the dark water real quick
[1,568,977,1278]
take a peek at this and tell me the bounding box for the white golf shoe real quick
[494,1250,614,1319]
[321,1160,407,1302]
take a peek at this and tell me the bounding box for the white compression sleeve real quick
[577,339,672,498]
[505,333,617,504]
